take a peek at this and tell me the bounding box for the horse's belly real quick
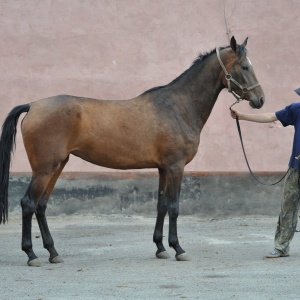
[71,146,158,170]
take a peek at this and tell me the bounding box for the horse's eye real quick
[242,65,249,70]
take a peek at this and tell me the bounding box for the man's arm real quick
[230,108,278,123]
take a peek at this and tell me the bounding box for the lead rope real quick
[230,101,288,186]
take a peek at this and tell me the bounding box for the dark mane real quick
[192,48,219,66]
[141,46,232,96]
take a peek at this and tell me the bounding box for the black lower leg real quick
[153,171,168,256]
[153,213,167,255]
[21,195,38,263]
[36,199,59,261]
[168,216,185,256]
[166,166,185,257]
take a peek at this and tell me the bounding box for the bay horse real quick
[0,37,264,266]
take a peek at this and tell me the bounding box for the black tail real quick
[0,104,30,224]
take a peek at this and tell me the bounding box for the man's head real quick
[295,87,300,96]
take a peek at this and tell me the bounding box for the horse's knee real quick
[20,196,36,217]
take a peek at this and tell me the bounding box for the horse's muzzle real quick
[250,96,264,109]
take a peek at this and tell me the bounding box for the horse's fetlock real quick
[22,241,33,252]
[153,233,162,244]
[168,237,178,248]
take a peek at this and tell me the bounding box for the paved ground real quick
[1,213,300,300]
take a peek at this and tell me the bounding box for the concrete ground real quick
[1,213,300,300]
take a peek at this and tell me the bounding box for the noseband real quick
[216,47,260,104]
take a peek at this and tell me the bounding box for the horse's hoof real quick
[27,258,42,267]
[156,251,170,259]
[50,255,64,264]
[175,253,190,261]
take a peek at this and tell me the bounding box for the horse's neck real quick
[171,55,224,131]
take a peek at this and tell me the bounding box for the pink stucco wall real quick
[1,0,299,173]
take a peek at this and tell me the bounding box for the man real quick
[230,88,300,258]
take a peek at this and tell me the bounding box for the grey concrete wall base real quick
[8,172,284,217]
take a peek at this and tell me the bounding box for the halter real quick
[216,47,260,106]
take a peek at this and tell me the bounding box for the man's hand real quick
[230,108,240,120]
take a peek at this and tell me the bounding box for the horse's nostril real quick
[259,96,264,106]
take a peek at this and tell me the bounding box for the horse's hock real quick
[9,172,283,217]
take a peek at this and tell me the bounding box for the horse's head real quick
[218,36,265,109]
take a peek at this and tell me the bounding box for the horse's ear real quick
[230,36,238,54]
[241,37,248,48]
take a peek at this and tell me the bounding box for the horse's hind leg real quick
[35,156,69,264]
[21,157,69,267]
[21,173,55,266]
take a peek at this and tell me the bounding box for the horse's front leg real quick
[153,168,170,259]
[154,164,189,261]
[166,165,189,261]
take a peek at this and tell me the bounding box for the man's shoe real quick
[266,249,290,258]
